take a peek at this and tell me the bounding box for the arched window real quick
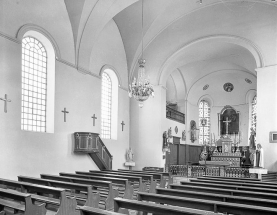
[101,68,119,139]
[101,72,112,139]
[21,37,47,132]
[21,31,55,133]
[199,100,210,144]
[251,95,257,131]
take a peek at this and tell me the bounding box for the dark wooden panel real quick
[178,144,186,165]
[188,145,202,164]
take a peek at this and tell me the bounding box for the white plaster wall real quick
[130,86,186,170]
[256,65,277,171]
[0,6,129,179]
[88,19,130,170]
[130,86,163,170]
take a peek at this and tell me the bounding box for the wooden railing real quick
[168,164,250,178]
[166,106,185,124]
[96,137,113,170]
[74,132,112,170]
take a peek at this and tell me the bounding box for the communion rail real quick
[168,164,250,178]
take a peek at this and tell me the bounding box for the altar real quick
[211,136,242,167]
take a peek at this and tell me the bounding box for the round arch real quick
[158,35,264,87]
[99,65,122,87]
[16,24,61,60]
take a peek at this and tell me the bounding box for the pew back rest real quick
[40,174,113,190]
[78,206,121,215]
[59,172,128,187]
[113,197,218,215]
[0,188,47,215]
[0,177,64,197]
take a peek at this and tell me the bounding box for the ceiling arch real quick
[158,34,263,87]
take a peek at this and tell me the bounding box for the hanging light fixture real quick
[129,0,154,108]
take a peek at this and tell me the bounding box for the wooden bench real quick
[0,177,79,215]
[105,169,163,183]
[78,206,121,215]
[194,177,277,190]
[89,170,156,193]
[117,169,173,187]
[136,192,277,215]
[203,175,260,181]
[17,176,104,209]
[59,172,133,199]
[180,180,277,194]
[170,184,277,200]
[76,171,147,193]
[156,187,277,208]
[113,197,219,215]
[40,174,120,205]
[0,187,46,215]
[200,176,272,184]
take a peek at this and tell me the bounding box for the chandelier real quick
[129,0,154,108]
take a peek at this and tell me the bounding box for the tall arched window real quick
[21,30,55,133]
[21,37,47,132]
[101,72,112,139]
[251,95,257,131]
[199,100,210,144]
[101,67,119,140]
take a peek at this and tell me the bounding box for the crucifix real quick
[223,117,231,135]
[0,94,11,113]
[91,114,97,126]
[121,121,125,131]
[61,108,69,122]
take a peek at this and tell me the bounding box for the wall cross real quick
[223,117,231,135]
[121,121,125,131]
[91,114,97,126]
[61,108,69,122]
[0,94,11,113]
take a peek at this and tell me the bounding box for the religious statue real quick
[167,127,173,144]
[189,120,197,143]
[126,147,134,162]
[249,127,256,149]
[254,143,264,168]
[162,131,170,152]
[182,130,186,141]
[168,127,172,138]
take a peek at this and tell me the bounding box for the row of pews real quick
[0,169,174,215]
[1,169,277,214]
[262,171,277,182]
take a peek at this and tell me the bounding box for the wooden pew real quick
[156,187,277,208]
[59,172,133,199]
[105,170,162,182]
[0,177,79,215]
[200,176,270,184]
[113,197,219,215]
[0,187,46,215]
[40,174,122,208]
[76,171,147,193]
[117,169,173,187]
[203,175,260,181]
[78,206,121,215]
[193,177,277,190]
[170,184,277,200]
[180,180,277,194]
[17,176,103,209]
[89,170,156,193]
[136,192,277,215]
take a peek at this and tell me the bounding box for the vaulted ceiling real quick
[62,0,276,100]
